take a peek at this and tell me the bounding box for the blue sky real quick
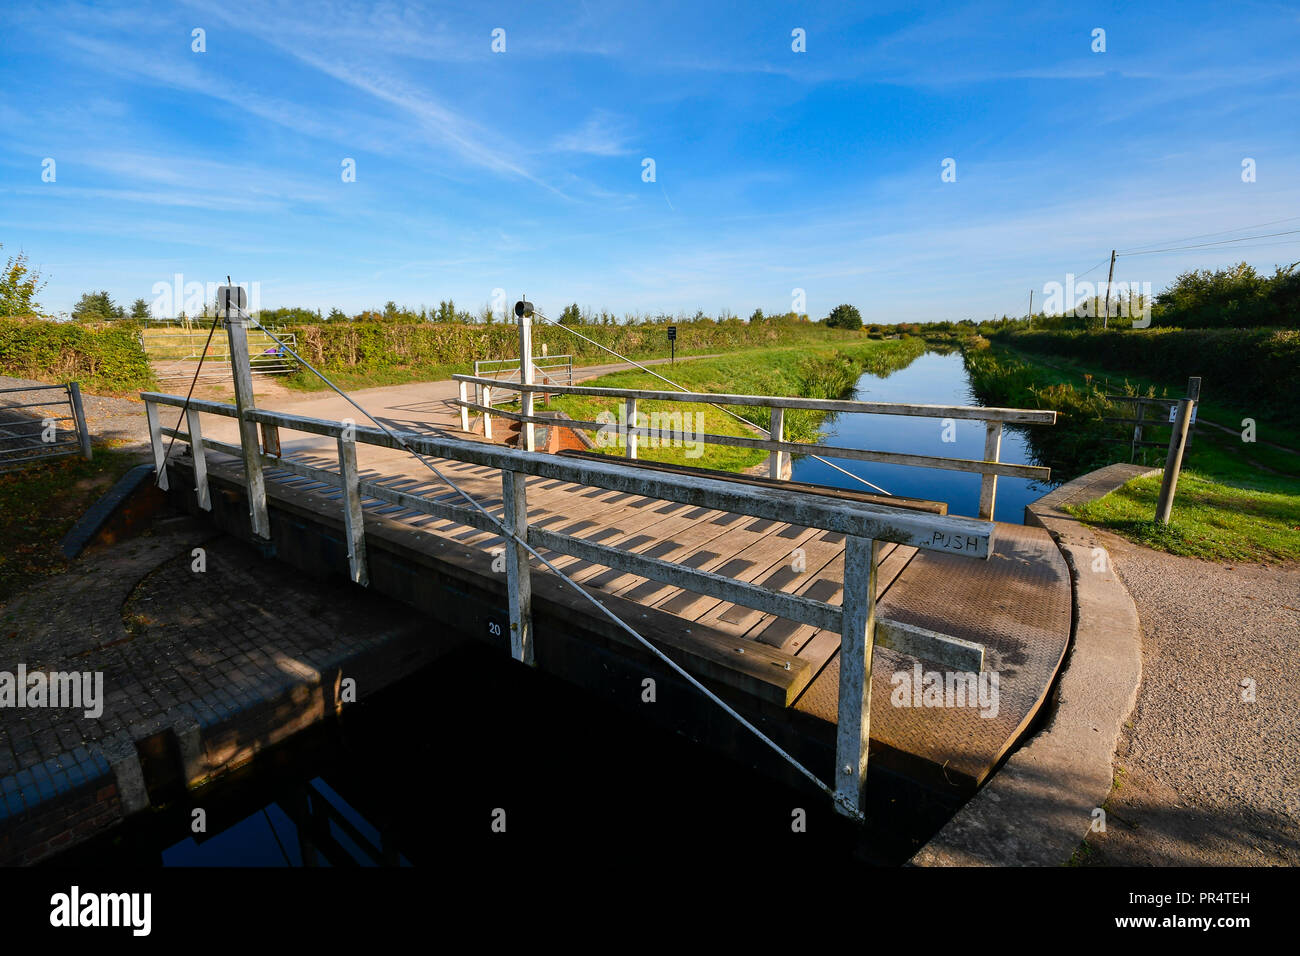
[2,0,1299,321]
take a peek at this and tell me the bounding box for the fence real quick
[0,383,92,473]
[451,376,1056,520]
[141,386,996,817]
[1103,376,1202,464]
[471,355,574,407]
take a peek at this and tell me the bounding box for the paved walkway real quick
[1080,533,1300,865]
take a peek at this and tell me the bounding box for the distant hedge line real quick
[285,320,857,371]
[994,328,1300,424]
[0,319,155,393]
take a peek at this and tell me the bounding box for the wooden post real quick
[834,536,881,818]
[501,469,534,665]
[626,396,638,459]
[482,386,493,440]
[1102,249,1116,329]
[337,433,369,586]
[518,307,535,452]
[68,382,92,461]
[185,406,211,511]
[769,406,788,480]
[144,400,169,491]
[224,306,270,539]
[458,380,470,432]
[1155,398,1195,525]
[977,421,1003,520]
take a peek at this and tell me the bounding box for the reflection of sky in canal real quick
[791,351,1057,523]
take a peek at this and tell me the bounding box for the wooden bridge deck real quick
[182,426,1072,793]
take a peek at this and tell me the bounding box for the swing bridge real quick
[141,297,1072,819]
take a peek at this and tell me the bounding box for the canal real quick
[793,348,1057,523]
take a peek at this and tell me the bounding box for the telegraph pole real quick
[1103,249,1116,329]
[1028,289,1033,326]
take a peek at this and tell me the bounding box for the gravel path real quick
[1082,529,1300,865]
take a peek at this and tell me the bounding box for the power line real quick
[1117,215,1300,255]
[1119,229,1300,257]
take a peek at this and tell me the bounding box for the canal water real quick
[793,349,1057,523]
[51,643,959,868]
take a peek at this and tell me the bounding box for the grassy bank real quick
[540,338,926,471]
[1066,472,1300,564]
[966,341,1300,561]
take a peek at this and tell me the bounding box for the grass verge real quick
[1066,471,1300,563]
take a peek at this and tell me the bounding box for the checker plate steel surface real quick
[794,522,1072,790]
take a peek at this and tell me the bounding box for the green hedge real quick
[285,320,861,373]
[0,319,155,393]
[993,328,1300,424]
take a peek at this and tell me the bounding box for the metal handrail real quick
[450,374,1054,517]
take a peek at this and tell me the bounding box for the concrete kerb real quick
[909,464,1155,866]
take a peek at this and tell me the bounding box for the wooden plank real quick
[337,434,369,587]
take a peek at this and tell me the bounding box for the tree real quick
[825,303,863,330]
[71,290,124,322]
[327,308,348,322]
[0,244,47,318]
[559,303,582,325]
[749,308,765,323]
[130,297,151,320]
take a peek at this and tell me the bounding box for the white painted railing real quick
[451,375,1056,519]
[142,388,995,818]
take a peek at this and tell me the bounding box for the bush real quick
[0,318,154,393]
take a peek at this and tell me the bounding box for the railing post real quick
[337,433,369,586]
[834,536,881,818]
[769,406,788,480]
[184,406,211,511]
[223,302,270,539]
[144,399,169,491]
[482,385,493,439]
[1155,398,1195,525]
[978,421,1003,520]
[458,380,470,432]
[67,382,92,461]
[625,396,638,459]
[1131,400,1146,462]
[501,469,534,666]
[518,307,535,452]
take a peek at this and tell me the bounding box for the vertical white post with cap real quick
[516,299,536,452]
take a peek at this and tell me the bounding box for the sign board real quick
[667,326,677,340]
[1167,405,1198,425]
[216,285,247,312]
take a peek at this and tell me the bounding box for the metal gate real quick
[0,383,93,473]
[140,327,298,385]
